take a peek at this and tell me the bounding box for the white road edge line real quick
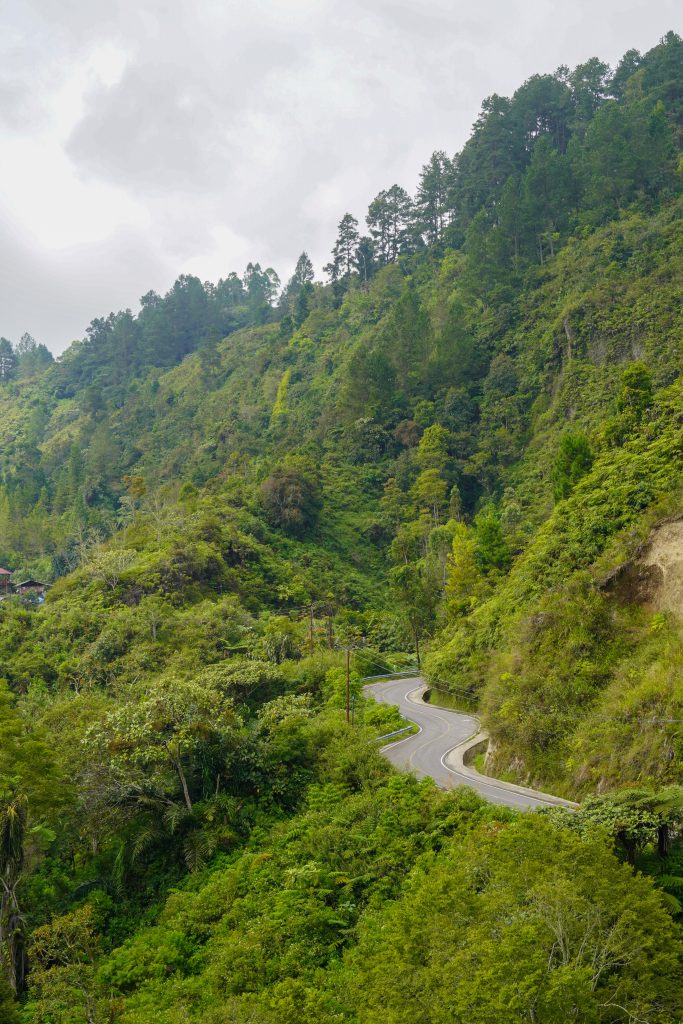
[369,678,577,809]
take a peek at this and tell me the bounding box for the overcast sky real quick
[0,0,680,354]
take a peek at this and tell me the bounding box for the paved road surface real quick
[365,677,575,811]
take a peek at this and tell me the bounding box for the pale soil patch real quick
[641,520,683,616]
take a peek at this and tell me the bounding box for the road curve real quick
[365,677,576,811]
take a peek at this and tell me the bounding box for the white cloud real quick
[0,0,679,352]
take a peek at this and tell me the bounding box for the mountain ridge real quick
[1,30,683,1022]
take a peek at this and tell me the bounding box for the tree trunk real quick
[657,823,669,859]
[0,796,28,995]
[619,832,637,866]
[0,894,26,994]
[173,756,193,813]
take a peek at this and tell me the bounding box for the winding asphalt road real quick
[365,677,576,810]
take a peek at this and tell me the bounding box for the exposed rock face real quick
[640,521,683,616]
[603,519,683,616]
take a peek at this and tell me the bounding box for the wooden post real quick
[346,648,351,724]
[309,603,314,656]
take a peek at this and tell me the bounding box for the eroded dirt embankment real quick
[605,519,683,616]
[641,521,683,615]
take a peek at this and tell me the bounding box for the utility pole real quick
[322,594,335,649]
[309,603,315,656]
[346,647,351,724]
[335,632,365,725]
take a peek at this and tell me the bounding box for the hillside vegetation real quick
[1,31,683,1023]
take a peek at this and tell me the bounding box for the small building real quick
[15,579,49,602]
[0,568,11,594]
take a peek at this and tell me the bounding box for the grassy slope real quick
[1,202,682,798]
[426,202,683,794]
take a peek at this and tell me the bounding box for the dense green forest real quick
[2,30,683,1022]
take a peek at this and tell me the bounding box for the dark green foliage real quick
[551,786,683,865]
[260,464,323,536]
[0,978,19,1024]
[474,506,511,572]
[346,815,682,1024]
[324,212,360,294]
[414,150,455,247]
[0,29,681,1019]
[0,340,16,383]
[366,184,415,263]
[389,562,438,664]
[552,431,594,500]
[15,335,52,380]
[21,765,681,1024]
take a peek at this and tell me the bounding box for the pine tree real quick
[324,213,360,283]
[0,340,16,383]
[243,263,281,324]
[282,252,315,324]
[366,185,414,263]
[521,136,574,262]
[291,251,314,288]
[354,236,376,287]
[414,151,455,246]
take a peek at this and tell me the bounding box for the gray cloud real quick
[0,0,680,353]
[0,216,175,350]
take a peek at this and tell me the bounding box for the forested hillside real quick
[1,31,683,1023]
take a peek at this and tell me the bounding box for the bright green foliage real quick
[0,29,681,1020]
[346,816,682,1024]
[445,521,482,614]
[473,506,511,572]
[81,772,505,1022]
[616,360,654,418]
[410,469,448,524]
[26,905,103,1023]
[270,368,292,422]
[0,683,60,816]
[415,423,451,471]
[548,786,683,865]
[84,676,238,813]
[27,772,679,1024]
